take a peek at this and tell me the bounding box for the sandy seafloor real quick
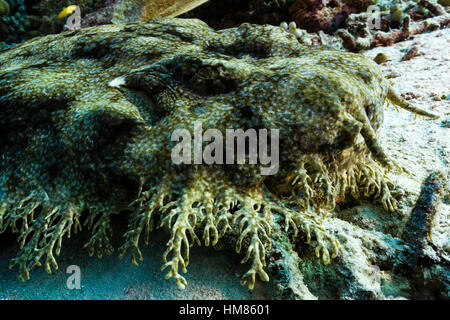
[0,28,448,300]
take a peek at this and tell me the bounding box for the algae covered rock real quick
[0,18,442,294]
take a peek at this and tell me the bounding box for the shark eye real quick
[168,57,238,96]
[65,108,141,158]
[186,65,238,96]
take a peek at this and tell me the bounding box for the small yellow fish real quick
[57,5,78,19]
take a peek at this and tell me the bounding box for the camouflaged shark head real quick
[0,18,437,288]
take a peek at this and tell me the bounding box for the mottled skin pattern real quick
[0,18,438,289]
